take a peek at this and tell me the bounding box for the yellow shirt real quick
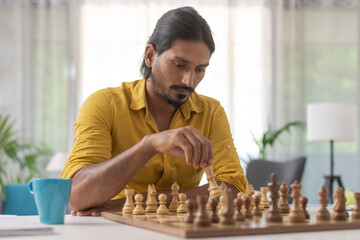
[61,79,248,198]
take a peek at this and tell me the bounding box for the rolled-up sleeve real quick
[60,89,113,179]
[209,104,248,193]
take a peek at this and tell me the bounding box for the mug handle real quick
[28,180,34,194]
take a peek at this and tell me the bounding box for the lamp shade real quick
[307,102,357,142]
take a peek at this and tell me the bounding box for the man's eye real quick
[174,62,184,68]
[196,68,206,73]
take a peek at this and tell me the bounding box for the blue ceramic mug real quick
[28,178,72,224]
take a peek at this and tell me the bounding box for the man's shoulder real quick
[191,92,221,109]
[105,79,143,94]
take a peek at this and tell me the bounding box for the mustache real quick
[169,84,195,93]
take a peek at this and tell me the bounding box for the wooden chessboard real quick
[102,209,360,238]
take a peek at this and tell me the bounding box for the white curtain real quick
[1,0,359,203]
[0,0,77,152]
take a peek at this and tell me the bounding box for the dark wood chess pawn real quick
[300,196,310,220]
[208,198,219,223]
[279,182,290,213]
[184,199,195,224]
[243,196,253,219]
[252,195,262,217]
[234,198,245,222]
[266,173,282,223]
[332,187,348,221]
[194,195,211,227]
[316,185,330,221]
[219,188,235,225]
[352,192,360,220]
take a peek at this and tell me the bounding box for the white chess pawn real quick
[157,193,169,215]
[177,193,187,213]
[133,194,145,215]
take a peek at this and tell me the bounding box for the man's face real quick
[148,39,211,107]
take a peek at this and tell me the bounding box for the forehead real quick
[160,39,211,64]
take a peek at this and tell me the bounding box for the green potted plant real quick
[241,121,306,167]
[0,114,52,215]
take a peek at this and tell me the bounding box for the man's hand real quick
[147,126,213,169]
[71,198,125,216]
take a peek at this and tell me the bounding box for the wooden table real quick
[9,214,360,240]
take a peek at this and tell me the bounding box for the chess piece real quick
[169,182,180,212]
[234,197,245,221]
[177,193,187,213]
[219,188,235,225]
[247,184,255,211]
[316,185,330,221]
[288,180,305,223]
[145,184,157,213]
[204,165,222,199]
[352,192,360,220]
[157,193,169,215]
[279,182,290,213]
[122,188,135,213]
[194,195,211,227]
[220,182,227,193]
[218,195,224,215]
[252,195,262,217]
[332,187,348,221]
[266,173,282,223]
[255,192,264,210]
[133,193,145,215]
[184,198,195,223]
[260,187,270,208]
[300,196,310,220]
[209,198,220,223]
[243,196,253,219]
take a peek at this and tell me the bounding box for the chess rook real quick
[122,188,135,214]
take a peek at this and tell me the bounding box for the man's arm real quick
[70,126,214,211]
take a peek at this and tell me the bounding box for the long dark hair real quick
[140,6,215,79]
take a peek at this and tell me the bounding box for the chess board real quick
[102,209,360,238]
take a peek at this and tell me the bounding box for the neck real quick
[145,80,177,131]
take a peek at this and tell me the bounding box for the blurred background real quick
[1,0,359,204]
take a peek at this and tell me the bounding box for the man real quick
[61,6,248,216]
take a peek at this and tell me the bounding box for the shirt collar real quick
[130,79,204,119]
[180,92,204,120]
[130,79,148,111]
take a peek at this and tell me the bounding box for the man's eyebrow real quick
[174,56,209,67]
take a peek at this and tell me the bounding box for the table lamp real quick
[307,102,357,203]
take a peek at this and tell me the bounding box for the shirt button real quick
[159,180,163,183]
[164,154,167,158]
[227,145,231,149]
[76,137,80,140]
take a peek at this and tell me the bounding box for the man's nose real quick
[181,71,194,87]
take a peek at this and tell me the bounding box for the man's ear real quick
[144,44,156,68]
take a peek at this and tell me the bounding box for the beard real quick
[149,63,194,108]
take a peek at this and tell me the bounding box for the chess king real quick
[60,6,248,216]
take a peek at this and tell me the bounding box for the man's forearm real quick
[70,136,156,211]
